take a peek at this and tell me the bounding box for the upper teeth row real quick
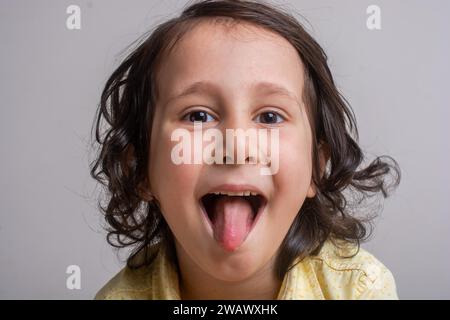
[213,191,259,196]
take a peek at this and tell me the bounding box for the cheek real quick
[148,122,200,215]
[270,126,313,224]
[276,127,312,193]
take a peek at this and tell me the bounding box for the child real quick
[91,0,401,300]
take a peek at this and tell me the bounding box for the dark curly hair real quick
[89,0,401,280]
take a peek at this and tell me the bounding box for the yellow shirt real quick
[95,239,398,300]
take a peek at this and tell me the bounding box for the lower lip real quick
[198,199,267,243]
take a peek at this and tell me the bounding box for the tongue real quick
[212,196,254,252]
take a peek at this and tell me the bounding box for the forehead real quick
[155,20,305,103]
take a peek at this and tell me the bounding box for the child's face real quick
[147,21,316,281]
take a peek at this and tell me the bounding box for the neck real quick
[175,242,282,300]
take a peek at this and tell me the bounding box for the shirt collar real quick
[149,241,324,300]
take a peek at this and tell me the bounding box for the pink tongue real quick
[212,196,254,252]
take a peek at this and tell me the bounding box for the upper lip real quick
[200,183,268,200]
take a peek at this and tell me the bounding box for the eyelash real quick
[182,110,216,123]
[181,109,286,124]
[254,111,285,124]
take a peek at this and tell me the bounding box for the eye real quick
[182,110,216,123]
[254,111,285,124]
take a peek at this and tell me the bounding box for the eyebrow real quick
[165,80,300,105]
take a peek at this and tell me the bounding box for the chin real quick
[203,252,263,282]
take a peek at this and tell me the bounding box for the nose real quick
[219,110,259,165]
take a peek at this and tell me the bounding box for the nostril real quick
[246,155,257,164]
[223,154,233,164]
[221,155,258,165]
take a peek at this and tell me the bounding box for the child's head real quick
[90,0,400,282]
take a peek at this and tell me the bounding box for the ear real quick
[137,178,154,202]
[123,144,154,202]
[306,141,330,198]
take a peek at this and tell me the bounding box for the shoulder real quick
[94,242,179,300]
[94,264,154,300]
[305,239,399,299]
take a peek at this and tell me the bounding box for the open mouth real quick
[200,193,267,225]
[199,191,267,251]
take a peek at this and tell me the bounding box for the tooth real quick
[216,191,259,196]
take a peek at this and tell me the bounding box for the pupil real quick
[190,111,207,122]
[263,112,275,123]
